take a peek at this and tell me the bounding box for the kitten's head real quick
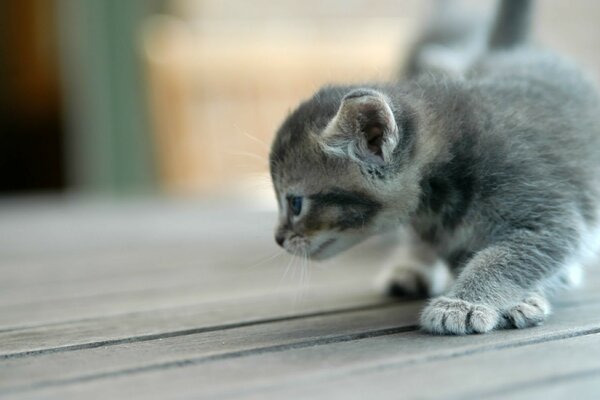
[270,86,423,260]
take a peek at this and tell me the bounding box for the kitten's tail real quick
[488,0,533,49]
[402,0,534,78]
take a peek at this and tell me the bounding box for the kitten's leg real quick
[496,259,588,329]
[499,261,585,329]
[421,228,578,335]
[500,261,585,328]
[378,232,452,298]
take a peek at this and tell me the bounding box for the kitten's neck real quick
[391,80,481,229]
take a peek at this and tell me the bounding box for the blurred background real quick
[1,0,599,200]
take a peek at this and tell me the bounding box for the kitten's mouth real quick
[310,238,337,258]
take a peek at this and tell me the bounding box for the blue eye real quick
[289,196,303,216]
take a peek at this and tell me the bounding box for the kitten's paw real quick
[380,260,451,299]
[503,294,551,329]
[386,268,429,299]
[420,297,499,335]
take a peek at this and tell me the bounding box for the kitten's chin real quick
[308,238,339,260]
[308,235,367,261]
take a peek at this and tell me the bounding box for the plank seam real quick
[1,296,592,359]
[0,301,402,359]
[6,327,600,396]
[214,330,600,399]
[1,292,596,334]
[0,287,384,332]
[0,325,419,395]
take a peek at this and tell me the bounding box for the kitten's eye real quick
[289,196,303,216]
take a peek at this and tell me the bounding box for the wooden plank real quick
[0,282,393,357]
[1,260,597,331]
[3,199,600,400]
[3,266,599,354]
[0,199,397,313]
[1,301,599,398]
[0,238,596,330]
[0,204,279,301]
[0,204,276,307]
[236,333,600,400]
[0,238,387,307]
[0,248,275,306]
[0,204,394,329]
[0,198,396,266]
[0,226,392,308]
[489,372,600,400]
[0,260,378,329]
[0,234,394,329]
[0,199,241,258]
[0,207,277,280]
[0,301,420,392]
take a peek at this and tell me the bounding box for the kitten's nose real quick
[275,234,285,247]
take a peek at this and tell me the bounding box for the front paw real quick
[502,294,551,329]
[420,297,500,335]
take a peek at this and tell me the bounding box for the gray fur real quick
[270,1,600,334]
[403,0,532,78]
[488,0,533,49]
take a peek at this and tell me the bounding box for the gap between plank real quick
[0,289,374,334]
[6,326,600,395]
[1,292,594,359]
[0,300,401,360]
[0,294,595,335]
[218,329,600,400]
[0,325,418,394]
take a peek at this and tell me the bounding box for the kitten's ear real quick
[321,89,399,165]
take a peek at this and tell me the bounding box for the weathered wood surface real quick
[1,198,599,399]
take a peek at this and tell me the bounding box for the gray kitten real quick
[269,0,600,335]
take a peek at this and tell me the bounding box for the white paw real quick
[503,294,551,329]
[420,297,499,335]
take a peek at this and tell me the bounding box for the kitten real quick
[269,0,600,335]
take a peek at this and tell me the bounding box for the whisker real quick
[246,250,285,270]
[278,252,296,290]
[291,253,300,285]
[226,150,269,165]
[306,250,313,288]
[240,129,271,151]
[294,249,311,305]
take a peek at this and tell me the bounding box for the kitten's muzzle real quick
[275,234,285,247]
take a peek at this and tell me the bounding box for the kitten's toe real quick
[503,294,551,329]
[420,297,499,335]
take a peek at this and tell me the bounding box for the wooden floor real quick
[1,197,600,399]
